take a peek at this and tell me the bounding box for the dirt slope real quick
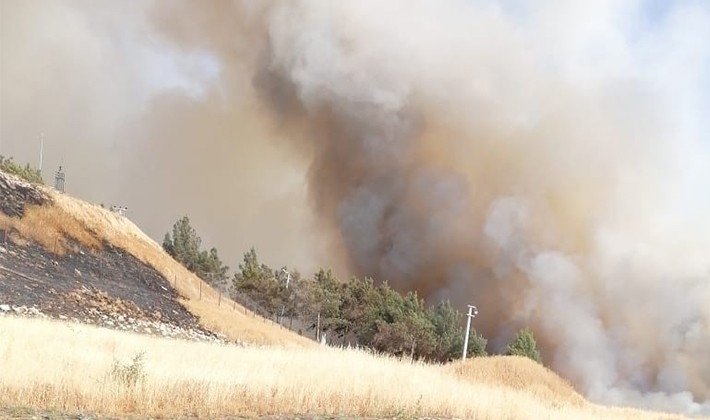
[0,170,312,346]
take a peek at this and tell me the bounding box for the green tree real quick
[196,247,229,290]
[367,285,436,359]
[339,276,379,342]
[506,327,541,363]
[232,248,282,315]
[464,330,488,358]
[163,216,201,272]
[428,300,465,361]
[162,233,175,256]
[162,216,228,289]
[300,269,344,336]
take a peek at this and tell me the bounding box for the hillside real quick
[0,170,312,346]
[0,169,687,419]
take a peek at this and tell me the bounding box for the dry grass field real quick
[0,315,684,419]
[0,174,690,418]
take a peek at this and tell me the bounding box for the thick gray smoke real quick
[2,0,710,415]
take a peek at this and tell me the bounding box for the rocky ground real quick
[0,239,221,342]
[0,170,222,343]
[0,173,47,218]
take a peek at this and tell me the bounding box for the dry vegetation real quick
[44,189,313,347]
[0,204,101,255]
[0,316,684,419]
[0,175,691,419]
[2,184,308,346]
[0,173,313,346]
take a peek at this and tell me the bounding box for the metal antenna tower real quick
[54,166,65,193]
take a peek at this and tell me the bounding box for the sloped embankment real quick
[0,171,216,340]
[0,169,313,346]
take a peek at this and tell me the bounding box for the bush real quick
[0,156,44,184]
[110,351,146,387]
[506,327,541,363]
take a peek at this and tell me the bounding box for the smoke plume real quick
[2,0,710,414]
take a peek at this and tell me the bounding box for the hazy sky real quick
[0,0,321,273]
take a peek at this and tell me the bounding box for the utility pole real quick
[280,269,291,324]
[462,304,479,361]
[38,132,44,174]
[281,268,291,289]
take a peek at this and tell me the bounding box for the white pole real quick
[462,305,478,361]
[39,132,44,173]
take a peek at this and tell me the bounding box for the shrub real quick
[0,156,44,184]
[110,351,146,387]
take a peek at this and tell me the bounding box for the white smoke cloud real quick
[250,0,710,413]
[2,0,710,414]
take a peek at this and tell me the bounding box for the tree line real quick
[163,216,541,363]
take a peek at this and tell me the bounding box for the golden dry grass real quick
[0,204,101,255]
[45,189,313,347]
[0,316,685,419]
[446,356,588,409]
[1,178,310,346]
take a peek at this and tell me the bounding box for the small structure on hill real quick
[54,166,65,193]
[111,205,128,217]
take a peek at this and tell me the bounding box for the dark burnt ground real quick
[0,172,47,218]
[0,237,217,340]
[0,171,218,340]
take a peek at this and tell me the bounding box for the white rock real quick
[0,304,10,312]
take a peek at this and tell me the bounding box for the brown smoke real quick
[2,0,710,415]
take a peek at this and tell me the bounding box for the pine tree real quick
[162,216,228,289]
[506,327,541,363]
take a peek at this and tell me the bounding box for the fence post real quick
[218,291,221,307]
[199,281,202,300]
